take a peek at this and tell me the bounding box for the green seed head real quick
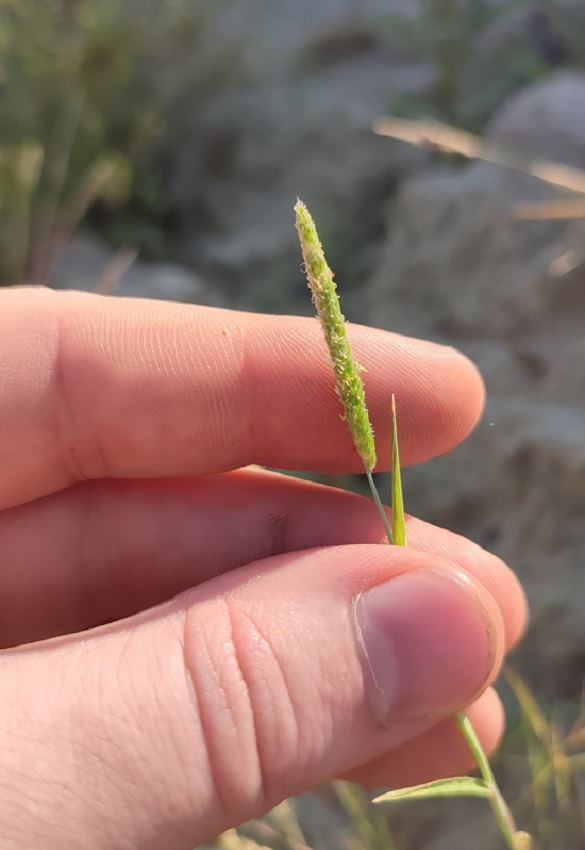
[294,199,377,470]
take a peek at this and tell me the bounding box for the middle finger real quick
[0,467,526,648]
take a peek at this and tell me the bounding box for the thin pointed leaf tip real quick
[391,394,406,546]
[294,199,376,470]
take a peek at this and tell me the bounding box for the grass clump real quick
[0,0,246,284]
[294,199,530,850]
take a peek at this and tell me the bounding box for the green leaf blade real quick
[373,776,493,804]
[391,394,406,546]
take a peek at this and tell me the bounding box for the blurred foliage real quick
[379,0,569,132]
[497,666,585,849]
[0,0,580,288]
[0,0,248,284]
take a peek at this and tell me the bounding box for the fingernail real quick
[353,569,496,724]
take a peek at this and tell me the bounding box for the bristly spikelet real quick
[294,199,377,470]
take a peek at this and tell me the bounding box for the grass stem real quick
[364,463,394,545]
[457,713,520,849]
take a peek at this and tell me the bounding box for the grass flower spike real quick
[294,200,530,850]
[295,199,376,471]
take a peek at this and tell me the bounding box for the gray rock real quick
[485,71,585,168]
[366,164,562,340]
[165,49,433,311]
[215,0,421,75]
[48,234,224,306]
[475,5,572,68]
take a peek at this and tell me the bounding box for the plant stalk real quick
[457,713,520,849]
[364,463,394,545]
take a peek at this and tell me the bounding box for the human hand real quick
[0,287,526,849]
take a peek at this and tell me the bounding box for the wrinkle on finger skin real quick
[182,597,267,824]
[51,301,113,484]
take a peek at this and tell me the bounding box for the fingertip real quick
[353,565,504,725]
[343,686,505,789]
[455,545,529,654]
[465,685,506,758]
[436,343,486,442]
[350,328,486,468]
[399,341,486,463]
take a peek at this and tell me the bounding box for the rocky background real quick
[6,0,585,847]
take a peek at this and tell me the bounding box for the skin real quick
[0,287,527,850]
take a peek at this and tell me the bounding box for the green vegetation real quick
[0,0,245,284]
[378,0,562,131]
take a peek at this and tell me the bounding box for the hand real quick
[0,287,526,849]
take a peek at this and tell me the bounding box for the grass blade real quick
[374,776,492,803]
[391,394,406,546]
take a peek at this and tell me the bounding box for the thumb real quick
[0,544,505,849]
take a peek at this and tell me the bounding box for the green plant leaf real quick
[373,776,492,803]
[391,394,406,546]
[504,665,551,744]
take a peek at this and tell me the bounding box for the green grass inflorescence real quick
[294,199,377,472]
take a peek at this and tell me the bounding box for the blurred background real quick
[4,0,585,847]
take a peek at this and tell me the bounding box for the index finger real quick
[0,287,484,509]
